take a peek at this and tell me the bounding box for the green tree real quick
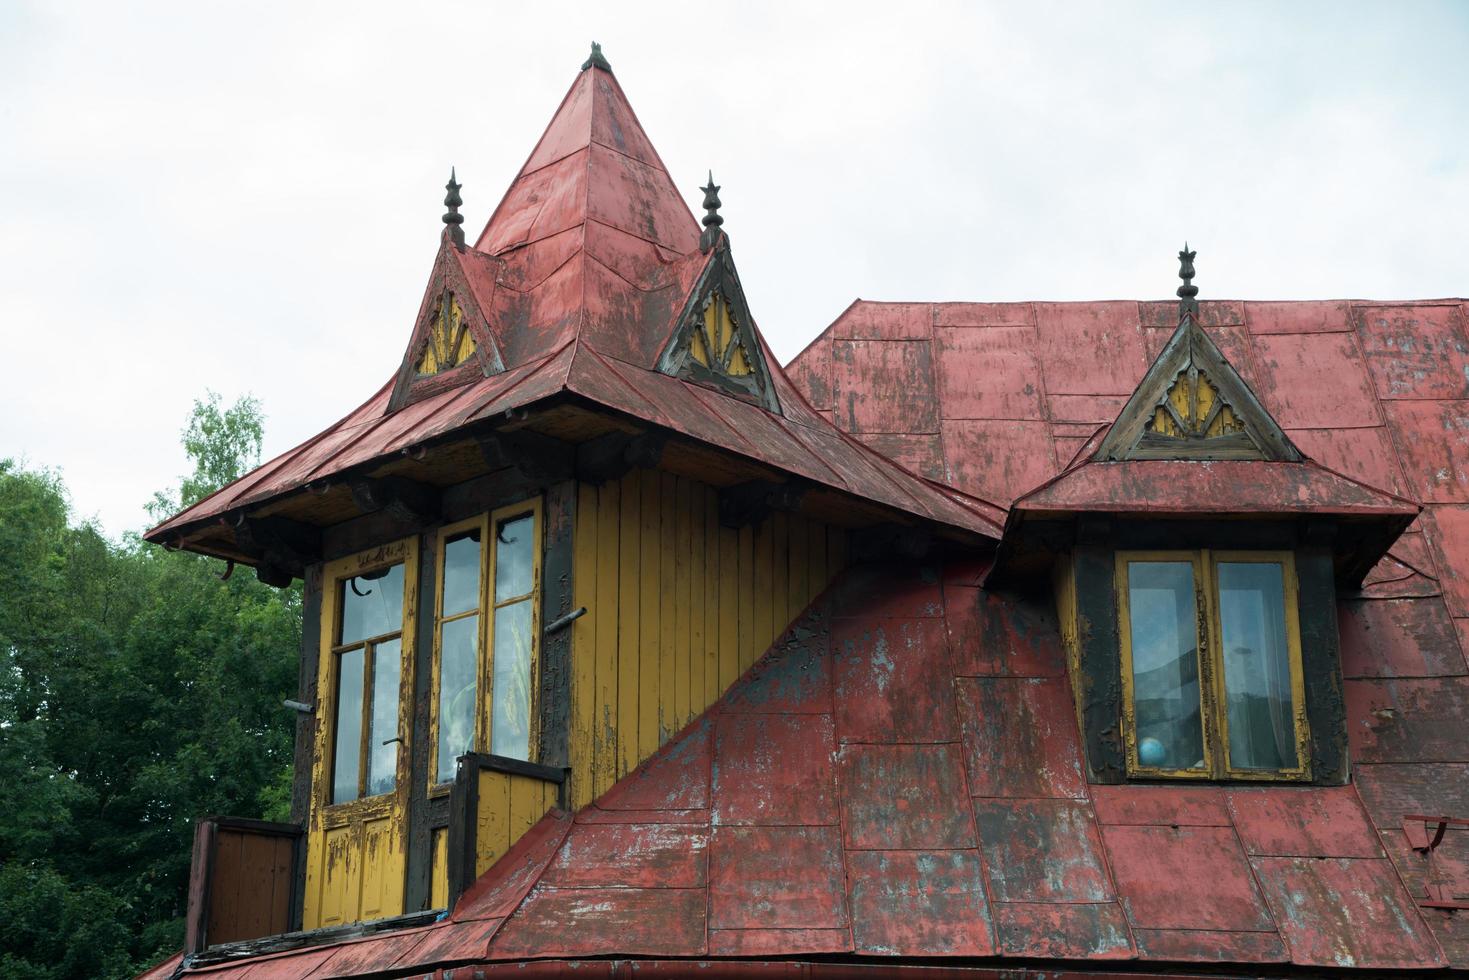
[0,394,301,979]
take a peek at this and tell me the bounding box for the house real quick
[140,43,1469,979]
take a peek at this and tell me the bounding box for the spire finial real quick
[581,41,612,73]
[443,167,465,247]
[1176,242,1199,317]
[699,171,723,253]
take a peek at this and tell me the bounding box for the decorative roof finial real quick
[582,41,612,73]
[1177,242,1199,317]
[443,167,465,247]
[699,171,723,254]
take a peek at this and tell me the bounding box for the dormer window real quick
[1118,549,1308,780]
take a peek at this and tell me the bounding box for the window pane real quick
[332,648,364,803]
[494,514,535,603]
[1127,561,1205,771]
[367,638,402,796]
[490,599,534,760]
[1218,562,1298,770]
[442,531,481,617]
[339,562,404,645]
[437,614,478,783]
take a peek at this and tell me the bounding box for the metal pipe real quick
[543,606,587,635]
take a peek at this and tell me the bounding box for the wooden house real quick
[141,44,1469,980]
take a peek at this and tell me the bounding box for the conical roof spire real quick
[1177,242,1199,317]
[699,171,723,253]
[443,167,465,247]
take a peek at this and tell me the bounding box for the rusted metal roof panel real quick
[1103,824,1274,933]
[1355,304,1469,401]
[956,677,1087,800]
[833,618,957,743]
[847,849,995,956]
[832,339,940,434]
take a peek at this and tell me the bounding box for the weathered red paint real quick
[712,713,837,826]
[833,618,958,743]
[991,902,1132,960]
[1338,597,1467,679]
[1102,825,1273,933]
[707,825,848,931]
[1130,928,1286,964]
[956,677,1086,800]
[1226,785,1383,858]
[490,885,708,959]
[971,799,1112,904]
[1345,676,1469,764]
[1089,784,1230,828]
[540,823,706,888]
[944,588,1065,678]
[847,849,995,956]
[840,743,976,850]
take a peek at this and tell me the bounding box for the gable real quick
[1095,313,1300,462]
[656,243,780,413]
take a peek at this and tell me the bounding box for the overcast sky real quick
[3,1,1467,538]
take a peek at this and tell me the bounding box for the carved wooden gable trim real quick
[388,244,506,413]
[1095,315,1300,462]
[656,244,780,414]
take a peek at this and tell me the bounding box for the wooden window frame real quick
[427,497,543,794]
[1117,548,1310,782]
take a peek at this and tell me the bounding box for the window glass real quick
[1217,562,1298,770]
[436,614,478,783]
[1127,561,1205,771]
[340,563,405,645]
[367,638,402,796]
[441,532,481,617]
[332,648,364,804]
[490,599,534,760]
[494,515,535,602]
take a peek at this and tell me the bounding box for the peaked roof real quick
[144,56,1005,553]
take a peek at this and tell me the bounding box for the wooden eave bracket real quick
[347,475,442,526]
[229,515,321,587]
[575,430,666,485]
[718,479,807,529]
[476,428,576,484]
[851,521,934,562]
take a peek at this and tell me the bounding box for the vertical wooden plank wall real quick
[474,770,560,875]
[568,470,848,808]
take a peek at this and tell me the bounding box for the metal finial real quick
[581,41,612,72]
[1177,242,1199,317]
[699,171,723,253]
[443,167,464,247]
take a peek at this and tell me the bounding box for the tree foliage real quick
[0,395,300,979]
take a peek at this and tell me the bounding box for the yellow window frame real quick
[1117,549,1310,782]
[428,497,543,793]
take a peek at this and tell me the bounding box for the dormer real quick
[989,249,1420,785]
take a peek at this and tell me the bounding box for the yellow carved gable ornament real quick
[415,292,476,376]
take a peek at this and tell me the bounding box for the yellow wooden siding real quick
[429,828,448,909]
[474,769,559,876]
[567,471,847,808]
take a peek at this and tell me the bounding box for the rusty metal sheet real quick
[832,340,941,434]
[992,902,1132,959]
[540,824,707,888]
[1252,856,1444,969]
[829,564,945,620]
[311,928,431,977]
[833,618,957,743]
[226,944,340,979]
[972,800,1111,903]
[940,418,1057,505]
[1338,598,1466,679]
[1251,331,1382,428]
[475,151,578,252]
[454,810,574,921]
[1245,299,1352,334]
[786,335,833,413]
[1140,300,1245,328]
[1131,928,1286,963]
[1424,505,1469,616]
[945,588,1065,678]
[694,385,847,484]
[1103,825,1273,932]
[1046,392,1129,424]
[1375,826,1469,965]
[831,301,934,340]
[489,885,706,959]
[847,849,995,956]
[595,717,710,811]
[399,917,504,967]
[712,713,837,826]
[839,743,976,850]
[721,621,832,715]
[855,433,947,482]
[956,677,1086,799]
[933,302,1034,327]
[1285,425,1407,497]
[1032,302,1150,396]
[1143,324,1257,386]
[584,142,699,253]
[1344,676,1469,764]
[1386,400,1469,503]
[588,71,662,169]
[933,326,1045,421]
[707,825,847,930]
[1226,786,1383,858]
[1355,304,1469,400]
[706,928,851,957]
[1089,785,1231,827]
[520,68,593,173]
[1016,459,1417,518]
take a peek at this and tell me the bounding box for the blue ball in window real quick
[1138,737,1167,767]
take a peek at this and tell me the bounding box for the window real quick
[1117,550,1309,780]
[429,498,542,787]
[330,561,407,803]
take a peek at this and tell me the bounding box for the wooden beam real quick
[576,430,666,485]
[231,515,320,584]
[850,522,931,561]
[718,480,805,529]
[477,429,576,484]
[348,475,441,525]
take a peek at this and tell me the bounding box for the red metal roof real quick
[145,63,1003,548]
[173,561,1464,976]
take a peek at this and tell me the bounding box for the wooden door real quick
[303,538,419,929]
